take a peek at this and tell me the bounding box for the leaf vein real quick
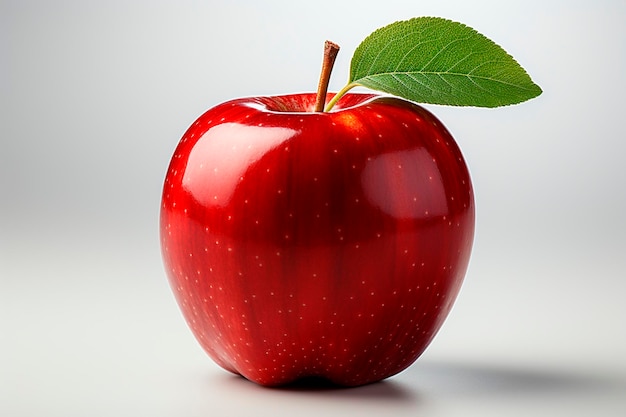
[357,70,537,91]
[417,36,473,72]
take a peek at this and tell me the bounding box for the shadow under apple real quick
[218,373,418,404]
[213,359,621,401]
[409,360,622,399]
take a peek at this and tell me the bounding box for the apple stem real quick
[313,40,340,112]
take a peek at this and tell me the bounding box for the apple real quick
[160,91,475,386]
[159,16,542,387]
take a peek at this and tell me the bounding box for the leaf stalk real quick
[324,82,359,112]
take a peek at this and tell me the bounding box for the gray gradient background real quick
[2,0,625,416]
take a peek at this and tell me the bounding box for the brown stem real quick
[313,40,340,112]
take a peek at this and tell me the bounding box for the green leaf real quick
[349,17,542,107]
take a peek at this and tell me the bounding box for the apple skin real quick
[160,93,474,387]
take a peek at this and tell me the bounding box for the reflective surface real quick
[160,93,475,386]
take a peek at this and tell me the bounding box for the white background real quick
[2,0,625,416]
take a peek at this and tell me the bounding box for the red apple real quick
[160,92,475,386]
